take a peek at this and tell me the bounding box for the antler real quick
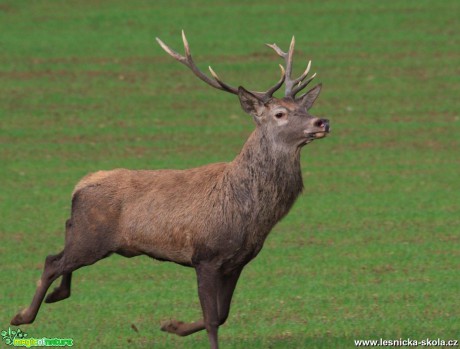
[156,30,285,101]
[266,36,316,99]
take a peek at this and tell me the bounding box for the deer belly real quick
[119,222,195,265]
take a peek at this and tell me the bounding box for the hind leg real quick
[45,272,72,303]
[11,188,121,326]
[11,234,113,326]
[11,245,110,326]
[11,251,65,325]
[45,218,74,304]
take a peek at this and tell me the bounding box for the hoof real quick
[45,288,70,303]
[11,310,32,326]
[160,319,184,334]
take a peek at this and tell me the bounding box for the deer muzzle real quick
[315,118,330,132]
[311,118,330,139]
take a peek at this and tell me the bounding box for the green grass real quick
[1,0,459,348]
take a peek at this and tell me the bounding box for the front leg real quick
[161,264,220,348]
[195,263,220,349]
[161,266,241,347]
[160,318,205,337]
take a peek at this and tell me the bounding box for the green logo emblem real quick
[1,327,73,347]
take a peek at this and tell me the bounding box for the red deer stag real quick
[11,31,330,349]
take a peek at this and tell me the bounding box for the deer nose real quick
[314,118,330,133]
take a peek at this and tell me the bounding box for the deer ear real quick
[300,83,322,110]
[238,86,265,120]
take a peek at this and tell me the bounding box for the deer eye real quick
[275,112,285,119]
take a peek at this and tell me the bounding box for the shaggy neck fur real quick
[223,128,304,239]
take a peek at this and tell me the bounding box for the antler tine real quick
[259,64,286,101]
[266,37,317,99]
[156,36,186,63]
[156,31,239,95]
[293,60,311,85]
[291,72,316,97]
[208,66,240,94]
[286,36,295,80]
[181,29,191,58]
[266,43,286,58]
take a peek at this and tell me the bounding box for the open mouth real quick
[305,131,329,141]
[313,131,328,139]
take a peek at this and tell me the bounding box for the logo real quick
[1,327,73,347]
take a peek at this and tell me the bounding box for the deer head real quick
[156,31,330,149]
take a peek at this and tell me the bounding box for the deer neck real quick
[227,128,304,221]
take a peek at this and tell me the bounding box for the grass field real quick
[1,1,459,348]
